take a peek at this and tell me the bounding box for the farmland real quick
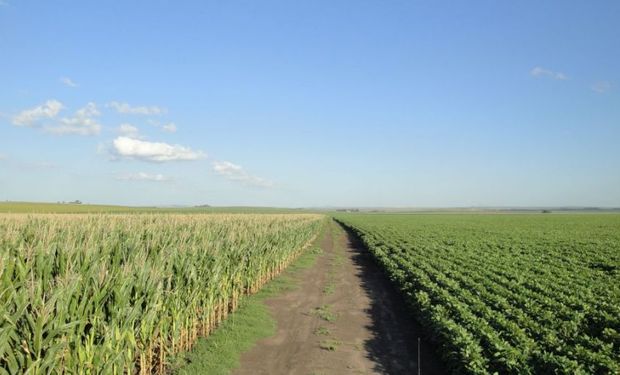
[0,202,301,214]
[334,213,620,374]
[2,210,619,374]
[0,213,323,374]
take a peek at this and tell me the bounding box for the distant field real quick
[334,213,620,374]
[0,201,148,213]
[0,201,302,214]
[4,204,619,374]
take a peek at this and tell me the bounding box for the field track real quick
[234,220,447,374]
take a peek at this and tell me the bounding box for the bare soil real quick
[234,221,447,375]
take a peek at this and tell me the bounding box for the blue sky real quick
[1,1,618,207]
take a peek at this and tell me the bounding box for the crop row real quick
[334,214,620,374]
[0,213,323,374]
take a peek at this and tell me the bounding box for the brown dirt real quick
[233,221,448,375]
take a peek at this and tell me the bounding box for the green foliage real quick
[0,213,323,374]
[334,213,620,374]
[322,283,336,295]
[173,239,325,374]
[319,339,341,351]
[314,327,331,336]
[172,294,275,375]
[311,305,337,323]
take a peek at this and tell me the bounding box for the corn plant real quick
[0,213,323,374]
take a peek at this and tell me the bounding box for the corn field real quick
[0,213,323,374]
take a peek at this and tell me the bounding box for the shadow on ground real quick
[339,223,448,375]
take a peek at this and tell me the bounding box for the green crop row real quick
[334,214,620,374]
[0,213,323,374]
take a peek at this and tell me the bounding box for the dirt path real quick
[234,220,447,375]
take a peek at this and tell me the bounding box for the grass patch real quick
[173,227,327,374]
[313,326,331,336]
[172,275,289,374]
[322,283,336,295]
[311,304,337,323]
[319,339,341,351]
[291,246,322,271]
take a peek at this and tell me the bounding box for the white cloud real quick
[12,100,100,136]
[212,160,274,188]
[116,172,170,182]
[148,120,179,133]
[530,66,568,80]
[591,81,612,94]
[12,100,64,126]
[112,136,205,162]
[107,101,166,115]
[162,122,177,133]
[45,102,101,136]
[60,77,79,88]
[117,123,143,139]
[77,102,100,117]
[0,153,6,161]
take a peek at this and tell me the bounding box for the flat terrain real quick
[335,213,620,374]
[234,221,446,375]
[0,201,302,213]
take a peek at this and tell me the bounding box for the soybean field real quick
[335,214,620,374]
